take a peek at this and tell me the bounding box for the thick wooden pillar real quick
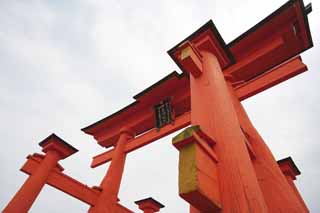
[3,150,60,213]
[227,82,307,212]
[189,50,268,212]
[89,127,134,213]
[284,176,309,212]
[3,134,77,213]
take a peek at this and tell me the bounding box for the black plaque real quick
[154,98,173,129]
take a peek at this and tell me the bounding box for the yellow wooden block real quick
[173,126,221,212]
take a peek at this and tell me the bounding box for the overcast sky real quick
[1,0,319,212]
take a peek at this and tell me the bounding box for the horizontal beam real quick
[21,154,134,212]
[92,55,307,168]
[94,35,277,145]
[91,112,191,168]
[96,109,154,148]
[21,154,99,205]
[236,56,307,100]
[94,86,190,148]
[225,36,284,77]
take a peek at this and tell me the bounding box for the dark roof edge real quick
[299,0,314,48]
[228,0,312,48]
[81,71,185,133]
[39,133,78,152]
[167,20,212,55]
[227,0,313,84]
[82,0,314,134]
[134,197,165,208]
[133,71,185,99]
[277,156,301,175]
[305,3,312,14]
[167,20,235,67]
[81,101,139,133]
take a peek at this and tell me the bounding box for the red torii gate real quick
[3,0,313,212]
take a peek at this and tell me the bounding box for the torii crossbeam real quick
[3,0,313,212]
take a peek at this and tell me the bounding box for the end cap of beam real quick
[167,20,235,75]
[39,134,78,159]
[277,156,301,179]
[135,197,165,210]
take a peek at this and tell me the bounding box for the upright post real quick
[3,134,78,213]
[227,81,307,212]
[89,127,134,212]
[278,157,309,212]
[188,48,268,212]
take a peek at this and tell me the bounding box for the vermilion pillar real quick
[89,127,134,213]
[135,197,164,213]
[3,134,78,213]
[227,81,307,212]
[278,157,309,212]
[189,49,268,212]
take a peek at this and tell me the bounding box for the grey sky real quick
[0,0,319,212]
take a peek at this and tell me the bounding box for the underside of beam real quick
[21,154,99,205]
[236,56,307,100]
[91,112,191,168]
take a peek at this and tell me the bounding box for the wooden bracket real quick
[178,41,203,78]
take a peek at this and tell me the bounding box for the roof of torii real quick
[82,0,313,148]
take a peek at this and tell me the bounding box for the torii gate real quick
[3,0,313,212]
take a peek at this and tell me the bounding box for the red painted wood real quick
[20,154,99,205]
[228,82,307,212]
[188,50,268,212]
[91,112,191,168]
[85,56,307,150]
[89,128,134,213]
[91,56,307,168]
[189,205,201,213]
[278,158,309,212]
[19,154,133,212]
[235,56,307,100]
[3,1,313,212]
[83,0,312,149]
[135,198,164,213]
[3,150,61,213]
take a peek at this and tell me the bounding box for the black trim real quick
[133,71,185,99]
[228,0,313,49]
[82,71,188,133]
[277,156,301,175]
[134,197,165,208]
[299,0,313,48]
[82,0,314,134]
[305,3,312,14]
[39,133,78,153]
[81,101,139,132]
[228,0,313,84]
[228,0,295,47]
[167,20,235,69]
